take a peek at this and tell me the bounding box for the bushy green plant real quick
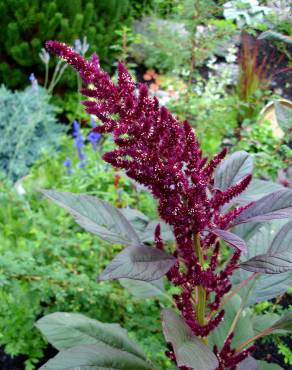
[0,0,150,89]
[0,132,173,369]
[131,1,236,75]
[0,85,64,182]
[234,119,291,180]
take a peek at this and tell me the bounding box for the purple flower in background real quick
[72,120,86,166]
[63,157,72,174]
[29,73,38,91]
[87,115,102,150]
[87,131,101,151]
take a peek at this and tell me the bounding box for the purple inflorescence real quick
[46,41,255,369]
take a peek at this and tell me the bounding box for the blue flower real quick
[64,157,72,174]
[29,73,38,91]
[72,120,86,164]
[87,131,101,151]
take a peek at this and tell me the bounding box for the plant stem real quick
[235,328,273,353]
[194,233,207,343]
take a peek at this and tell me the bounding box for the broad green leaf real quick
[39,344,154,370]
[41,190,140,246]
[245,222,283,259]
[214,151,253,190]
[35,312,146,360]
[258,30,292,45]
[233,189,292,225]
[232,269,292,306]
[211,228,247,252]
[98,245,176,281]
[270,312,292,333]
[120,208,149,236]
[257,360,284,370]
[119,278,165,298]
[236,180,284,205]
[251,314,280,334]
[247,272,292,306]
[237,357,258,370]
[141,220,175,243]
[233,222,263,241]
[161,308,218,370]
[209,295,254,350]
[275,101,292,132]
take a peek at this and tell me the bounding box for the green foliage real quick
[0,0,150,88]
[234,119,291,179]
[167,78,238,154]
[0,85,64,182]
[131,1,236,75]
[0,133,172,369]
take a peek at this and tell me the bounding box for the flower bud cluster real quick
[214,333,256,369]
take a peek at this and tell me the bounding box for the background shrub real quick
[0,85,64,182]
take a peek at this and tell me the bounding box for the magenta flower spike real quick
[45,41,259,369]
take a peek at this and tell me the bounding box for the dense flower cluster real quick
[46,41,254,369]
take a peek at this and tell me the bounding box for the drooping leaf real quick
[257,361,284,370]
[98,245,176,281]
[233,189,292,225]
[258,30,292,45]
[275,101,292,132]
[35,312,147,360]
[214,151,253,191]
[237,357,258,370]
[211,228,247,252]
[161,309,218,370]
[41,190,140,246]
[119,278,165,298]
[39,344,154,370]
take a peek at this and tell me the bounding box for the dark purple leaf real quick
[233,189,292,225]
[240,220,292,274]
[39,344,154,370]
[98,245,176,281]
[214,151,253,191]
[269,220,292,254]
[161,309,218,370]
[211,229,248,252]
[240,251,292,274]
[41,190,140,246]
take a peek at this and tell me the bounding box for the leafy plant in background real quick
[0,0,150,89]
[236,32,292,125]
[0,84,64,182]
[223,0,271,31]
[33,40,292,370]
[234,118,291,180]
[131,0,236,76]
[0,130,164,370]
